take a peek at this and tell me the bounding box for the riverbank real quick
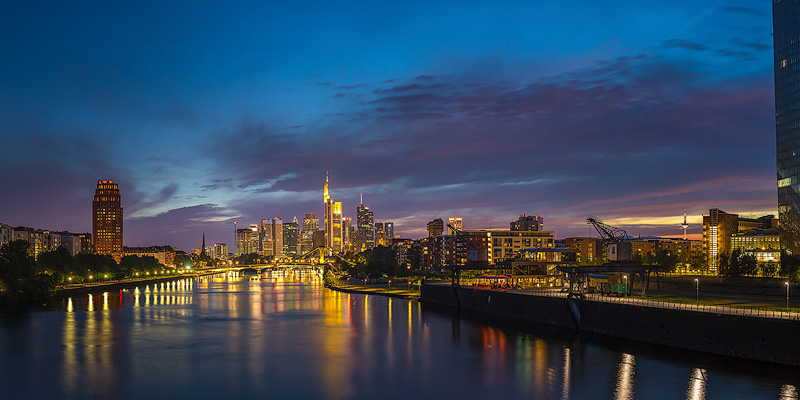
[55,270,220,297]
[420,283,800,366]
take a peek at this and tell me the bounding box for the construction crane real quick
[587,217,627,243]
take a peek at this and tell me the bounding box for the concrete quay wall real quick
[420,283,800,366]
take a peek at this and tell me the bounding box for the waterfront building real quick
[12,227,43,257]
[774,0,800,254]
[461,230,555,265]
[77,233,93,254]
[356,194,374,249]
[510,215,543,231]
[564,237,603,264]
[703,209,778,272]
[323,173,343,252]
[732,228,781,274]
[123,245,176,267]
[283,217,299,257]
[236,227,259,256]
[92,180,123,261]
[214,243,228,259]
[301,213,319,253]
[427,218,444,237]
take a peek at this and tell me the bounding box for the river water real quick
[0,271,797,399]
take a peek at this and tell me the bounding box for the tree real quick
[690,252,708,272]
[653,250,678,273]
[37,247,75,278]
[173,254,193,269]
[739,253,758,276]
[780,251,800,280]
[0,240,53,303]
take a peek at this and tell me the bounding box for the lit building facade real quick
[384,222,394,239]
[732,228,781,273]
[357,197,374,249]
[92,180,123,260]
[447,217,462,233]
[123,246,176,267]
[323,174,343,252]
[703,209,778,273]
[283,217,299,257]
[775,0,800,254]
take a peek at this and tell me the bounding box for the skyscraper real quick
[283,217,299,258]
[301,213,319,253]
[775,0,800,255]
[323,173,343,252]
[357,193,374,249]
[92,180,123,260]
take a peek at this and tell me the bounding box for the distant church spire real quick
[201,232,206,256]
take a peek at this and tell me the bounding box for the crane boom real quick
[587,217,627,243]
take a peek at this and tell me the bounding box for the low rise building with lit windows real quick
[731,228,781,274]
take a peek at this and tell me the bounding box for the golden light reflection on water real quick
[686,368,707,400]
[614,353,636,400]
[781,385,799,400]
[561,347,571,400]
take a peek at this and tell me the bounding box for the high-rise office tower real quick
[271,218,283,258]
[301,213,319,253]
[283,217,299,257]
[92,180,123,260]
[343,217,353,250]
[775,0,800,254]
[357,193,375,249]
[384,222,394,240]
[323,173,343,252]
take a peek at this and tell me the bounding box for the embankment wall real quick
[420,284,800,366]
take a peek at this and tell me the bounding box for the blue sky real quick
[0,1,778,251]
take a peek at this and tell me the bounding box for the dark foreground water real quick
[0,272,798,399]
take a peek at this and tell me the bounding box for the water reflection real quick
[614,353,636,400]
[0,272,796,399]
[686,368,707,400]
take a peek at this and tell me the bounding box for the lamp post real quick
[695,278,699,304]
[623,275,628,296]
[786,282,790,311]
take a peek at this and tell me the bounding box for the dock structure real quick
[557,263,657,298]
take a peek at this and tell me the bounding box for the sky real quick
[0,0,778,252]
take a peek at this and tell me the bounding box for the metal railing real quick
[451,284,800,321]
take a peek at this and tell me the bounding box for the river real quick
[0,271,796,399]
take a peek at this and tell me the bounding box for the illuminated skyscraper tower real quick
[92,180,123,261]
[775,0,800,254]
[323,173,343,252]
[357,193,375,249]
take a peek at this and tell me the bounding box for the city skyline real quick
[0,1,777,252]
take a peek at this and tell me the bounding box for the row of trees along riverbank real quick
[0,240,189,304]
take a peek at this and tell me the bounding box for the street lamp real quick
[623,275,628,296]
[695,278,699,304]
[786,282,790,311]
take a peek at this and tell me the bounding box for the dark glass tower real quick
[775,0,800,254]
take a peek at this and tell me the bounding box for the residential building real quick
[123,245,176,267]
[447,217,462,233]
[774,0,800,254]
[92,180,123,261]
[510,215,543,231]
[427,218,444,237]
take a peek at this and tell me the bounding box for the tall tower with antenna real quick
[681,210,690,240]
